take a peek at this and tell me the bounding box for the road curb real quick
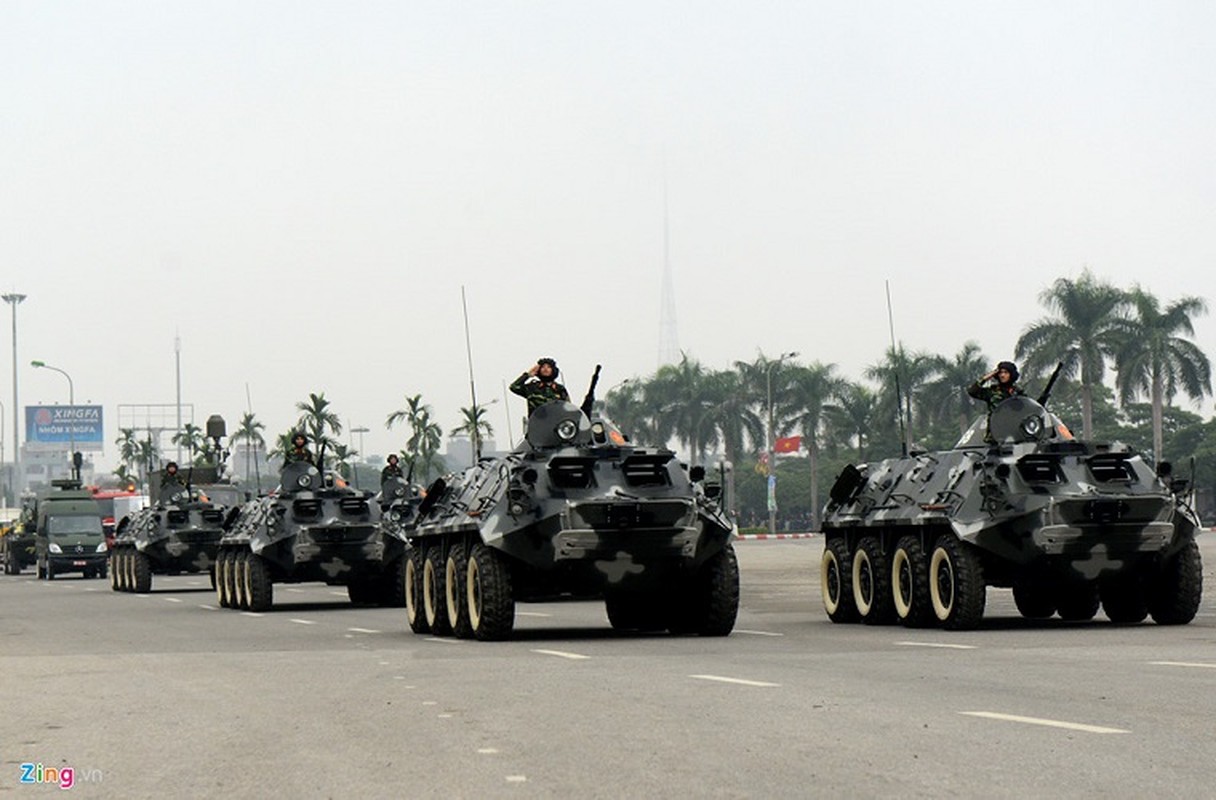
[736,533,818,541]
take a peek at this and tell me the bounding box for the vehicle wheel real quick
[423,545,451,635]
[1148,540,1203,625]
[1012,580,1057,620]
[929,536,986,630]
[1100,575,1148,624]
[376,557,408,608]
[467,543,514,640]
[1056,582,1099,621]
[46,560,55,581]
[4,550,15,575]
[110,553,122,592]
[605,589,668,632]
[233,551,250,610]
[405,546,429,634]
[216,552,231,608]
[821,537,859,623]
[36,559,45,580]
[678,543,740,636]
[209,566,217,591]
[446,543,473,639]
[891,535,934,627]
[246,552,273,612]
[852,536,896,625]
[132,552,152,594]
[347,581,379,606]
[225,551,241,610]
[125,550,137,590]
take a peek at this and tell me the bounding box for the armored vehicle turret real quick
[109,466,237,594]
[820,394,1202,630]
[404,392,739,641]
[214,461,407,611]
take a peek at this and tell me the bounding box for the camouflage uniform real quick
[967,381,1026,411]
[284,446,314,466]
[161,472,186,491]
[509,373,571,413]
[381,463,404,482]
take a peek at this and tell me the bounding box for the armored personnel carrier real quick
[820,393,1202,630]
[214,461,406,611]
[1,495,38,575]
[404,383,738,641]
[109,466,238,594]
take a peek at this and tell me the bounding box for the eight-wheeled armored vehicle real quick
[1,495,38,575]
[214,461,406,611]
[404,391,739,641]
[109,467,238,594]
[820,394,1202,630]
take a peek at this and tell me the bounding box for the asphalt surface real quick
[2,536,1215,798]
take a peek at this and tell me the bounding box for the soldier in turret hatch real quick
[509,357,571,413]
[967,361,1027,410]
[161,462,186,490]
[283,432,314,466]
[381,453,404,482]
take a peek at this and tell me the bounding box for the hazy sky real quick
[4,2,1215,469]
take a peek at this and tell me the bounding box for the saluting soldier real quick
[509,358,571,413]
[967,361,1027,410]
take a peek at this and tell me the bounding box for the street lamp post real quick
[3,293,25,497]
[31,360,75,472]
[766,351,799,535]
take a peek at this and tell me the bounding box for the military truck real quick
[31,480,108,580]
[214,461,406,611]
[820,393,1202,630]
[404,383,739,641]
[109,466,238,594]
[1,495,38,575]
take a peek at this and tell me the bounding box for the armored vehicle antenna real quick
[885,280,909,457]
[1037,362,1065,406]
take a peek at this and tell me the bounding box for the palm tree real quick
[331,443,358,481]
[645,354,715,462]
[1114,288,1211,462]
[923,342,990,436]
[700,369,765,514]
[296,392,343,468]
[829,382,880,461]
[116,428,139,474]
[782,362,843,530]
[453,404,496,460]
[231,412,266,490]
[863,346,939,452]
[137,434,160,485]
[1016,270,1128,440]
[112,464,139,491]
[386,394,428,434]
[171,423,205,463]
[268,430,296,465]
[603,379,659,445]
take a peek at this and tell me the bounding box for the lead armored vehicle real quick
[820,393,1202,630]
[1,495,38,575]
[404,381,738,641]
[109,466,237,594]
[214,461,406,611]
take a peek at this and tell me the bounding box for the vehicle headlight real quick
[96,542,108,553]
[556,419,578,441]
[389,510,401,521]
[49,543,62,554]
[297,475,311,487]
[1021,416,1043,437]
[394,487,405,498]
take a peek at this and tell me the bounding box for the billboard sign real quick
[25,405,104,452]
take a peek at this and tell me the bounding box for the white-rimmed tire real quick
[821,537,859,623]
[216,552,232,608]
[446,543,472,639]
[423,545,451,635]
[852,536,895,625]
[929,536,986,630]
[132,552,152,594]
[246,552,273,612]
[405,546,429,634]
[891,535,934,627]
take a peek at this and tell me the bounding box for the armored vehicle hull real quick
[213,463,406,611]
[405,401,739,641]
[1,530,36,575]
[109,502,227,594]
[821,396,1202,630]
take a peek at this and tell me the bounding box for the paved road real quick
[2,536,1214,798]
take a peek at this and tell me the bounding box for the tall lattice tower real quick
[658,184,680,366]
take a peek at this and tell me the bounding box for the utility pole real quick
[766,351,798,535]
[175,333,182,463]
[3,293,26,498]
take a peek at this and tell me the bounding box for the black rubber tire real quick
[110,553,122,592]
[1148,540,1203,625]
[891,535,935,628]
[605,589,668,632]
[216,552,232,608]
[929,536,986,630]
[1100,575,1148,624]
[233,551,250,610]
[467,543,514,640]
[209,566,217,591]
[132,552,152,594]
[224,550,240,610]
[1013,580,1057,620]
[821,537,860,623]
[423,545,452,635]
[45,560,54,581]
[687,544,740,636]
[405,546,429,634]
[446,543,473,639]
[853,536,896,625]
[246,552,273,612]
[1056,582,1100,621]
[377,557,407,608]
[348,581,380,606]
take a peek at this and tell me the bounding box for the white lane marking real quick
[199,604,217,611]
[330,591,347,597]
[1150,661,1216,670]
[348,627,381,634]
[505,776,527,783]
[287,588,305,594]
[290,618,316,625]
[960,712,1128,734]
[478,748,499,755]
[241,612,265,618]
[531,649,591,661]
[84,587,98,592]
[689,674,780,688]
[735,629,785,637]
[425,637,464,644]
[164,597,183,603]
[516,611,551,618]
[422,701,438,706]
[438,713,453,719]
[895,641,977,650]
[133,594,150,599]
